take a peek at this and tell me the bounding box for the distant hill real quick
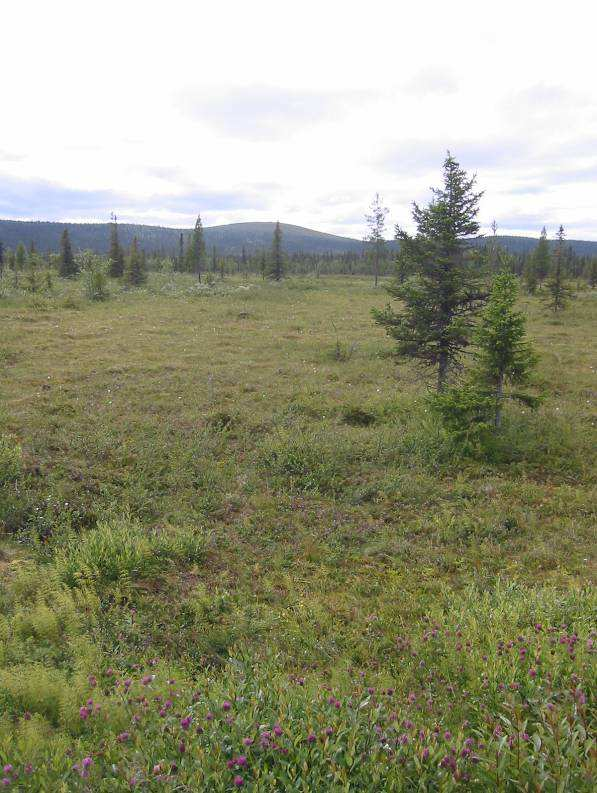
[0,220,365,256]
[1,219,596,257]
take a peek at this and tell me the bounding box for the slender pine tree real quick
[373,153,486,392]
[544,225,571,312]
[108,213,124,278]
[266,222,284,281]
[187,215,206,281]
[58,229,78,278]
[532,227,550,288]
[365,193,388,287]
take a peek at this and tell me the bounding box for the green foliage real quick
[53,518,207,590]
[58,229,78,278]
[365,193,388,286]
[428,384,495,452]
[0,436,23,485]
[265,221,285,281]
[108,216,124,278]
[259,430,347,493]
[373,153,486,391]
[533,226,551,286]
[123,237,146,286]
[82,257,110,301]
[472,272,539,426]
[544,225,572,313]
[186,214,206,279]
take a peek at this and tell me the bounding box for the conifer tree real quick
[588,258,597,288]
[211,245,217,274]
[108,213,124,278]
[523,256,538,294]
[0,241,4,278]
[177,232,184,272]
[260,250,267,279]
[472,272,538,427]
[241,246,248,275]
[266,222,284,281]
[532,227,550,288]
[187,214,206,280]
[365,193,388,287]
[393,244,412,284]
[544,225,571,312]
[124,237,146,286]
[373,153,485,392]
[58,229,78,278]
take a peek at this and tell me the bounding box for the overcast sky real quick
[1,0,596,240]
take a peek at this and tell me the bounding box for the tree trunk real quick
[437,352,449,392]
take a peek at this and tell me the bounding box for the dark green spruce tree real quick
[373,153,486,392]
[544,225,571,313]
[266,222,284,281]
[187,214,206,281]
[58,229,78,278]
[124,237,146,286]
[108,213,124,278]
[532,227,550,288]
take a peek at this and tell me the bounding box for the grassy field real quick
[0,273,595,790]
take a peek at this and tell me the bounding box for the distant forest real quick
[1,218,597,258]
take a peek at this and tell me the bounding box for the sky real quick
[1,0,596,240]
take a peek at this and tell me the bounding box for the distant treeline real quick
[1,218,596,260]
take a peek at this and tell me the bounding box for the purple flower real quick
[2,768,12,776]
[529,668,537,678]
[141,675,154,686]
[1,779,10,788]
[180,716,192,730]
[206,711,214,721]
[242,737,253,747]
[178,741,186,754]
[82,758,93,769]
[222,701,232,712]
[117,731,130,743]
[273,724,283,737]
[235,756,248,767]
[233,776,244,788]
[421,747,430,761]
[307,733,316,743]
[79,706,90,720]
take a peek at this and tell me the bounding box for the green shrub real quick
[0,436,23,485]
[259,431,347,494]
[83,261,110,302]
[54,518,207,590]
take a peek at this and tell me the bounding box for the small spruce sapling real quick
[471,271,538,428]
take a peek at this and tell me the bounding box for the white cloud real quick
[0,0,596,239]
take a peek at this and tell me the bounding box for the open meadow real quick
[0,273,595,789]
